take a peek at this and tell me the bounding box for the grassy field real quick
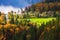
[26,18,56,28]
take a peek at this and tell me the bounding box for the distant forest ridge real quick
[44,0,60,2]
[28,2,60,11]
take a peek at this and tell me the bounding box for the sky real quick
[0,0,42,14]
[0,0,42,8]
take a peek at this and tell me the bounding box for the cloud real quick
[0,5,25,14]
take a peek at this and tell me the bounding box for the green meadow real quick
[26,18,56,28]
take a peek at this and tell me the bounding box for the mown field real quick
[26,18,56,28]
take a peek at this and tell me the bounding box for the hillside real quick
[33,2,60,11]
